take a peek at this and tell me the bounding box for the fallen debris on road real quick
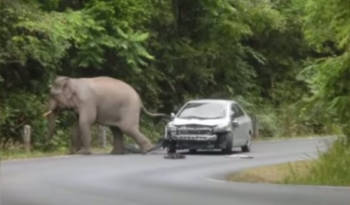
[164,153,186,159]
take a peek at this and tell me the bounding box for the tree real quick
[299,0,350,142]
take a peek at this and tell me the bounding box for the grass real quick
[254,135,333,142]
[0,143,114,161]
[228,139,350,186]
[285,139,350,186]
[0,148,68,161]
[228,160,313,184]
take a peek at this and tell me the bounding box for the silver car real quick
[164,99,253,153]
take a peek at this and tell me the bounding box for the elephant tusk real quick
[43,110,53,118]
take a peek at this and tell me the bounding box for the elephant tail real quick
[142,105,169,118]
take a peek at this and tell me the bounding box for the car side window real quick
[231,104,244,118]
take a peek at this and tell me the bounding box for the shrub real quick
[286,138,350,186]
[0,91,47,147]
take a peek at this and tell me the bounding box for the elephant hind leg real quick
[110,127,125,154]
[123,127,154,153]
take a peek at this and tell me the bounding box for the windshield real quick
[177,102,226,119]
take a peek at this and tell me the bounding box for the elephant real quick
[44,76,168,155]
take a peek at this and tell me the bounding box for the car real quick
[164,99,253,154]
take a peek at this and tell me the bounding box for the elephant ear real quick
[61,77,77,108]
[51,76,66,95]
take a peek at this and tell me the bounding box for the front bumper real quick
[172,134,217,141]
[164,133,228,150]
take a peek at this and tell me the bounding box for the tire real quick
[167,140,177,154]
[241,135,251,153]
[189,149,197,154]
[222,134,233,154]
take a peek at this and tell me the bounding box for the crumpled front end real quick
[164,124,229,150]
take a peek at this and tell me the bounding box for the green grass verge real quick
[228,140,350,186]
[0,149,68,161]
[285,140,350,186]
[0,146,113,161]
[228,160,313,184]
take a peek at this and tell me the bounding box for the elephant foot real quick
[141,143,159,154]
[111,144,142,155]
[164,153,186,159]
[69,148,80,154]
[142,140,165,154]
[75,148,92,155]
[125,144,142,153]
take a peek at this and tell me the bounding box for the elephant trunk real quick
[47,112,57,140]
[46,99,58,141]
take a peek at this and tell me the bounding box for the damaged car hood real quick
[171,118,227,127]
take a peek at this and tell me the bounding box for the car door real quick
[231,103,251,146]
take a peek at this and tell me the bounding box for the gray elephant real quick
[44,76,167,155]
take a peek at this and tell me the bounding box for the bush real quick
[0,91,48,147]
[256,111,279,138]
[254,103,336,138]
[140,116,167,143]
[0,91,75,151]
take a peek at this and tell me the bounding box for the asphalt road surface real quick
[1,137,349,205]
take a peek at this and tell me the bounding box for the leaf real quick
[116,27,128,39]
[133,32,149,42]
[136,46,154,60]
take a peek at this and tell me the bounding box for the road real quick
[1,137,349,205]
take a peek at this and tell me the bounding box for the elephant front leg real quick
[76,115,94,155]
[70,123,82,154]
[110,127,125,154]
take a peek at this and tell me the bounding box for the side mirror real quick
[232,119,239,128]
[170,112,176,120]
[230,110,237,119]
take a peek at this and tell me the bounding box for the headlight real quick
[213,124,231,133]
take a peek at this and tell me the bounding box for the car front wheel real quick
[241,135,251,152]
[189,149,197,154]
[222,134,233,154]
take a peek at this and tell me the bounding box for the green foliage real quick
[301,0,350,51]
[147,0,295,111]
[0,0,154,72]
[297,0,350,142]
[80,0,155,70]
[0,91,47,147]
[140,117,167,143]
[256,110,279,138]
[285,139,350,186]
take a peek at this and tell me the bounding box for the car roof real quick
[186,99,237,105]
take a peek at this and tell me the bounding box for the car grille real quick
[177,126,213,135]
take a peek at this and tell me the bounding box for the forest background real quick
[1,0,350,153]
